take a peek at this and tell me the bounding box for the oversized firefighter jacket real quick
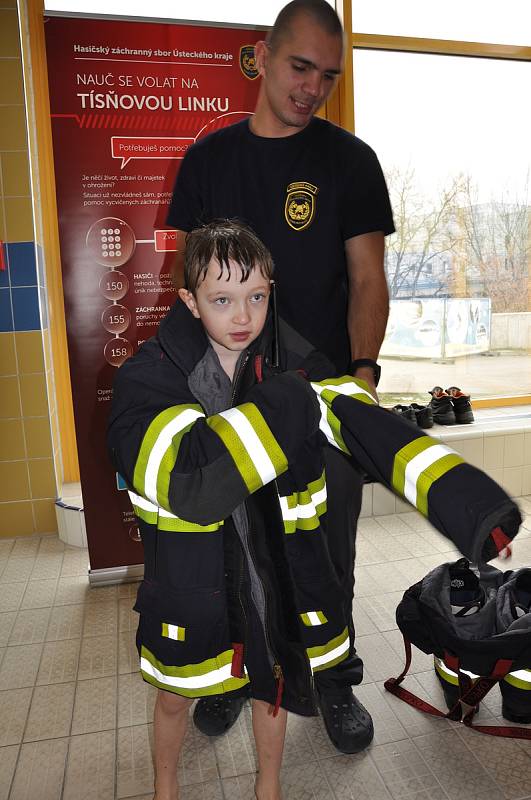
[108,301,521,714]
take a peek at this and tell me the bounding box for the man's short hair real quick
[268,0,343,50]
[184,219,274,293]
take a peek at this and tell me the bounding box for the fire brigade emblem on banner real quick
[285,181,318,231]
[240,46,259,80]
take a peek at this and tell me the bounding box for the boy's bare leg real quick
[153,689,192,800]
[252,699,287,800]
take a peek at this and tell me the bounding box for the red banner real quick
[45,16,263,573]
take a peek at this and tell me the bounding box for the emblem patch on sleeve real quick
[239,46,259,80]
[285,181,318,231]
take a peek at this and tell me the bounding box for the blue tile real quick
[7,242,37,287]
[0,245,9,288]
[12,286,41,331]
[0,288,14,332]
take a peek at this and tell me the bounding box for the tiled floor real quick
[1,500,531,799]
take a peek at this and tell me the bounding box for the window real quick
[354,49,530,401]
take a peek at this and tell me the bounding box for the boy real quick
[108,219,354,800]
[108,221,520,800]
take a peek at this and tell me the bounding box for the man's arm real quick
[345,231,389,396]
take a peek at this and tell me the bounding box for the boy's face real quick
[178,259,271,361]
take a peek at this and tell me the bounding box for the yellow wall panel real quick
[0,418,25,460]
[4,196,34,242]
[0,460,30,501]
[27,457,56,498]
[0,500,34,537]
[24,416,52,459]
[15,331,45,374]
[0,197,6,240]
[33,498,58,534]
[1,150,31,197]
[0,9,21,58]
[0,59,24,106]
[19,372,48,417]
[0,333,17,377]
[0,106,28,150]
[0,375,22,418]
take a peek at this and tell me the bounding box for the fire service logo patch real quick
[285,181,319,231]
[240,45,259,80]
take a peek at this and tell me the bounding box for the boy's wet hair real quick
[268,0,343,50]
[184,219,274,293]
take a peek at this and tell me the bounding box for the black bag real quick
[385,558,531,739]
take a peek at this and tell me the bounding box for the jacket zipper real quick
[231,349,284,704]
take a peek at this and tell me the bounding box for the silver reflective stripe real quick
[404,444,457,507]
[309,634,349,671]
[312,381,374,401]
[144,408,204,504]
[128,490,178,519]
[279,486,327,521]
[307,612,321,626]
[140,656,245,689]
[434,656,480,680]
[216,407,277,484]
[166,624,181,641]
[507,669,531,683]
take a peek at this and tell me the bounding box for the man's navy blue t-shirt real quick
[167,118,394,372]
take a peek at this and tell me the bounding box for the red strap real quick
[0,241,6,272]
[254,355,263,383]
[490,526,512,557]
[385,636,531,739]
[444,651,459,674]
[231,642,244,678]
[491,658,514,680]
[268,675,284,718]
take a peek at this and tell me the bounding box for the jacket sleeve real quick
[310,376,522,563]
[108,362,321,526]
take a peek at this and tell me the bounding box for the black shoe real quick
[446,387,474,423]
[317,688,374,753]
[410,403,434,429]
[193,693,246,736]
[391,404,417,424]
[428,387,456,424]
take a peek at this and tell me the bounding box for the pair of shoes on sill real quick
[193,687,374,754]
[429,386,474,424]
[392,403,433,429]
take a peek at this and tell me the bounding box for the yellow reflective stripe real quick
[279,472,327,534]
[503,669,531,690]
[134,405,204,509]
[161,622,185,641]
[393,439,464,517]
[434,656,480,684]
[129,491,159,524]
[129,490,223,532]
[158,517,223,533]
[140,645,249,697]
[300,611,328,626]
[207,403,287,492]
[310,378,375,454]
[307,627,349,672]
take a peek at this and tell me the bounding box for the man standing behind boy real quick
[167,0,394,753]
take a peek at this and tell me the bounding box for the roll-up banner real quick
[45,15,264,576]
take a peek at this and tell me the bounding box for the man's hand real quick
[352,366,379,403]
